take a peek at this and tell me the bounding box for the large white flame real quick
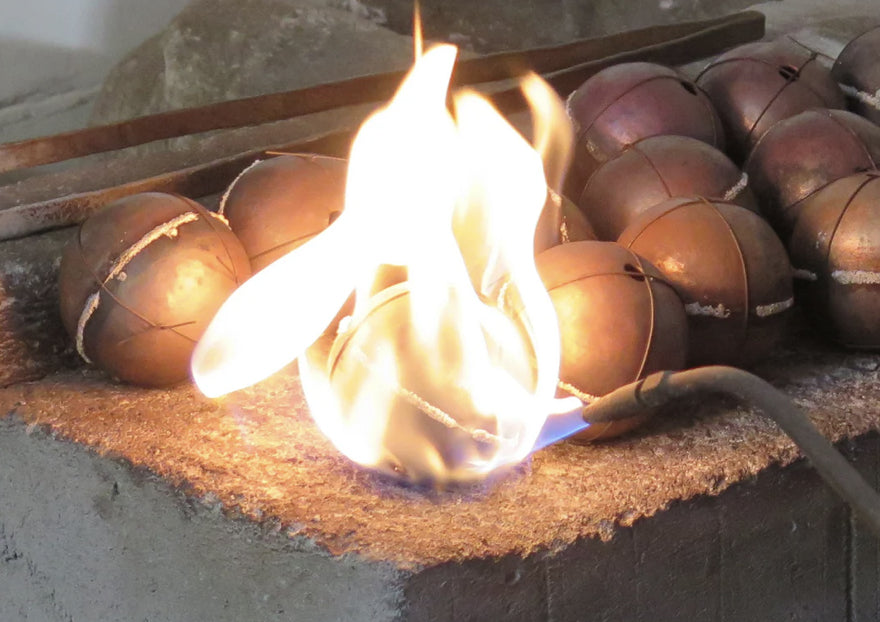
[192,44,581,484]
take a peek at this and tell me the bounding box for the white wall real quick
[0,0,190,141]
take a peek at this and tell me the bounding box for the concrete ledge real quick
[3,405,878,621]
[0,416,402,622]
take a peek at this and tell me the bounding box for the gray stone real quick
[90,0,416,124]
[340,0,761,53]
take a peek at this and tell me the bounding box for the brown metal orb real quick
[536,241,688,441]
[566,62,725,195]
[833,26,880,125]
[58,192,251,387]
[618,197,793,368]
[788,172,880,348]
[745,108,880,240]
[578,135,757,241]
[221,154,347,272]
[696,39,846,163]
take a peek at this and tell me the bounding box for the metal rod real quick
[583,366,880,536]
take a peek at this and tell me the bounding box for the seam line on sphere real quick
[839,84,880,112]
[105,212,201,282]
[347,344,503,445]
[832,270,880,285]
[754,297,794,317]
[564,90,580,135]
[218,158,263,215]
[723,172,749,201]
[557,380,599,404]
[685,301,731,318]
[75,291,100,363]
[74,211,205,363]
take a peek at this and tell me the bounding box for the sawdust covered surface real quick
[1,329,879,569]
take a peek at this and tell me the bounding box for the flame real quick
[192,44,582,484]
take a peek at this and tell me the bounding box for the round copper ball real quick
[536,241,688,441]
[58,192,251,387]
[696,39,846,163]
[221,154,347,272]
[833,26,880,125]
[745,108,880,240]
[789,172,880,348]
[324,283,535,485]
[618,197,793,368]
[578,135,757,241]
[566,62,725,195]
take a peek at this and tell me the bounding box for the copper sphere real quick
[833,26,880,125]
[536,241,688,441]
[697,40,846,163]
[745,108,880,240]
[534,189,597,254]
[579,135,757,241]
[221,154,347,272]
[58,192,251,387]
[324,283,535,484]
[566,62,725,195]
[618,197,793,368]
[789,172,880,348]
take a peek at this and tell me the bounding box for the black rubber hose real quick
[582,365,880,536]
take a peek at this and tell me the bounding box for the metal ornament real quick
[536,241,689,441]
[221,154,348,272]
[788,172,880,348]
[697,39,846,163]
[745,108,880,241]
[618,197,793,368]
[566,62,725,195]
[579,135,756,241]
[58,192,251,387]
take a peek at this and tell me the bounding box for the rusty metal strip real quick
[490,10,766,114]
[0,11,764,175]
[0,129,356,240]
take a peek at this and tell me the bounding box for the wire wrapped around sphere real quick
[696,39,846,163]
[58,192,251,387]
[536,241,688,441]
[578,135,757,241]
[833,26,880,125]
[566,62,725,195]
[618,197,793,368]
[221,154,347,272]
[745,109,880,241]
[789,172,880,348]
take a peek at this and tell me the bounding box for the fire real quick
[192,44,582,484]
